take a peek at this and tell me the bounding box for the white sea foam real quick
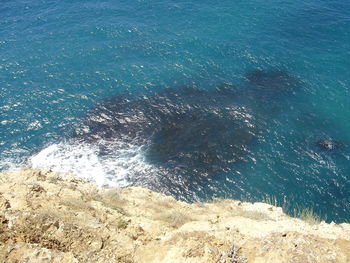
[0,157,26,172]
[29,140,156,187]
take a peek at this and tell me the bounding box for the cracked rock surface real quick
[0,169,349,263]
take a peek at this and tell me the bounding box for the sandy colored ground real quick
[0,169,349,263]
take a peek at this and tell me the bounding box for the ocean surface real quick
[1,0,349,222]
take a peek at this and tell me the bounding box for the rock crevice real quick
[0,169,349,263]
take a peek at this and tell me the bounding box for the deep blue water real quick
[1,0,350,222]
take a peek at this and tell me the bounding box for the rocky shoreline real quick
[0,169,349,262]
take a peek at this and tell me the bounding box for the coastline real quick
[0,169,349,262]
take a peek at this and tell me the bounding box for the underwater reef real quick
[72,70,300,193]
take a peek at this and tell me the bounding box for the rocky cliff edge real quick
[0,169,349,263]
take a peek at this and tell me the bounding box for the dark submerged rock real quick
[246,70,297,94]
[147,104,255,175]
[73,69,299,194]
[243,69,299,115]
[317,139,342,150]
[74,86,257,177]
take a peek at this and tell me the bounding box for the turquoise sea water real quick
[1,0,349,222]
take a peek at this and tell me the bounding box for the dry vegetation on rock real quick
[0,169,349,262]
